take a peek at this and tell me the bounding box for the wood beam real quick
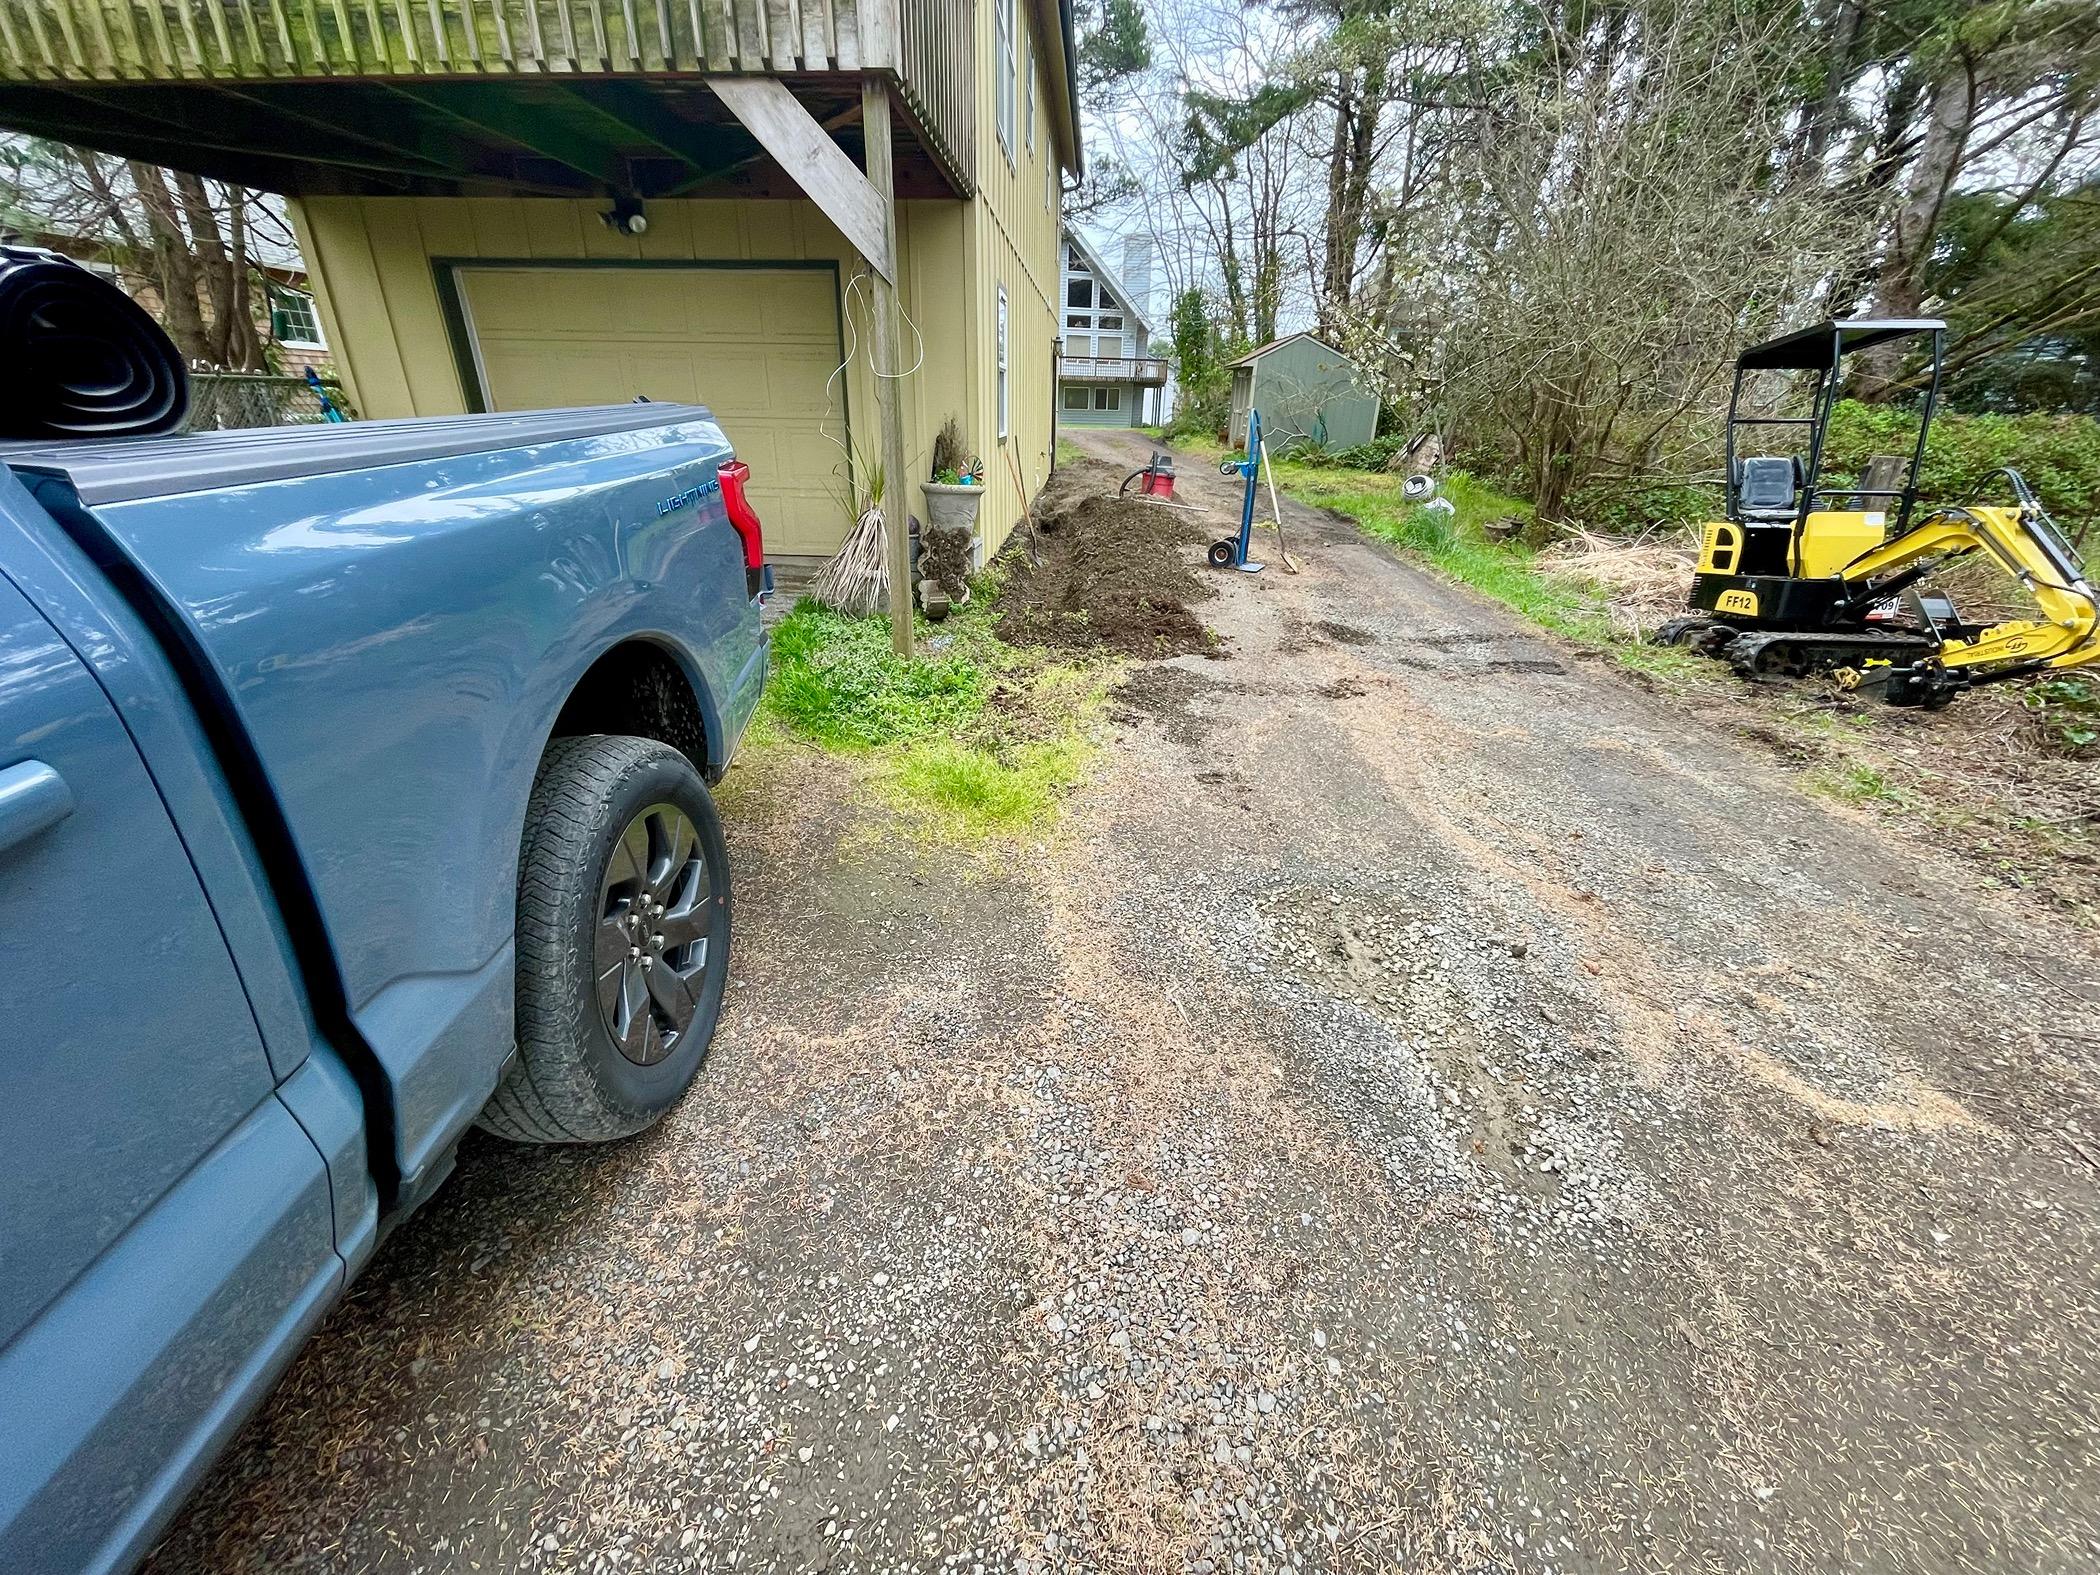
[215,87,519,185]
[578,83,752,167]
[708,77,892,282]
[5,88,426,194]
[650,86,854,196]
[861,76,912,656]
[385,84,627,190]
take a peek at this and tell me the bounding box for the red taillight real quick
[718,459,765,571]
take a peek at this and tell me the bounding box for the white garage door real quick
[456,265,846,557]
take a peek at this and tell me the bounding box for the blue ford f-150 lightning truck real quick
[0,404,768,1571]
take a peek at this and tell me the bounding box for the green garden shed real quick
[1227,332,1378,451]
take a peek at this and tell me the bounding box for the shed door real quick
[456,265,846,557]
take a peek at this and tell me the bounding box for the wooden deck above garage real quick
[0,0,976,197]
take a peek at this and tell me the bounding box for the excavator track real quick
[1718,628,1935,680]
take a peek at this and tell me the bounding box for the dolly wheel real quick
[1208,540,1238,568]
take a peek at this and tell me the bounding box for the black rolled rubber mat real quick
[0,244,188,440]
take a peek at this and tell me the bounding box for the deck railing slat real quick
[81,0,114,72]
[51,0,88,67]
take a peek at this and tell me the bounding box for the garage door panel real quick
[687,273,774,339]
[724,427,780,474]
[616,274,698,337]
[478,345,634,407]
[459,265,845,557]
[760,274,845,341]
[470,270,615,336]
[772,346,846,396]
[697,349,772,412]
[773,424,844,477]
[619,351,702,405]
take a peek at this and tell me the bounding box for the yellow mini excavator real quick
[1659,318,2097,708]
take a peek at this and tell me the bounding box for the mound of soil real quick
[993,458,1217,658]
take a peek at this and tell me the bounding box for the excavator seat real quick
[1736,456,1802,521]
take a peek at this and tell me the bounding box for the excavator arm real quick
[1833,470,2098,707]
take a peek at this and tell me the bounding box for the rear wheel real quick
[480,735,732,1144]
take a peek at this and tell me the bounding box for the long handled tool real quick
[1258,437,1299,573]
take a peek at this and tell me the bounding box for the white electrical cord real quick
[817,266,928,488]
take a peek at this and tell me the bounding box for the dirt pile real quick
[994,458,1218,657]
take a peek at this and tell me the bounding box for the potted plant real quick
[919,417,982,615]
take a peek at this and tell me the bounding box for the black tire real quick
[1209,540,1238,568]
[479,735,732,1144]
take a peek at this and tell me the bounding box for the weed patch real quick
[1805,762,1921,810]
[764,597,1107,837]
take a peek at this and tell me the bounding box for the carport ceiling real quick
[0,78,962,201]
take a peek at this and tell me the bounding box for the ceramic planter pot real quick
[921,481,984,538]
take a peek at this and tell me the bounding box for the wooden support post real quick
[862,76,914,657]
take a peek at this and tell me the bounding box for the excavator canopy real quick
[1736,318,1946,372]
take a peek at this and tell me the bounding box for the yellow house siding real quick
[967,0,1062,551]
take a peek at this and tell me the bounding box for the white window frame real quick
[1063,385,1088,411]
[270,287,327,350]
[1095,386,1120,412]
[995,0,1015,166]
[1026,36,1036,156]
[996,284,1010,440]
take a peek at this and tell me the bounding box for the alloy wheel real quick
[595,802,713,1066]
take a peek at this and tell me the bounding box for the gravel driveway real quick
[147,427,2100,1575]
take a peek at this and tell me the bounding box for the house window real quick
[1065,314,1087,329]
[1099,315,1123,331]
[1063,386,1088,411]
[1068,244,1084,269]
[1099,291,1118,311]
[995,0,1015,165]
[270,288,325,348]
[1094,387,1120,412]
[996,285,1009,440]
[1066,278,1091,309]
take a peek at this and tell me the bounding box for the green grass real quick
[764,594,1104,836]
[1055,439,1085,467]
[1804,762,1922,811]
[766,602,992,748]
[888,733,1094,831]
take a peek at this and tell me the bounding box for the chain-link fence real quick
[185,371,356,430]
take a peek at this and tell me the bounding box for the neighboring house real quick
[0,0,1080,574]
[262,281,333,377]
[1056,228,1165,428]
[1228,332,1379,451]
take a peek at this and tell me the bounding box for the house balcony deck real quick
[0,0,975,198]
[1060,355,1167,386]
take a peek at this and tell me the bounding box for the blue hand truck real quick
[1209,407,1265,574]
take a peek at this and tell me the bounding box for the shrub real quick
[2023,675,2099,756]
[1822,400,2100,547]
[1326,434,1414,471]
[1565,478,1717,534]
